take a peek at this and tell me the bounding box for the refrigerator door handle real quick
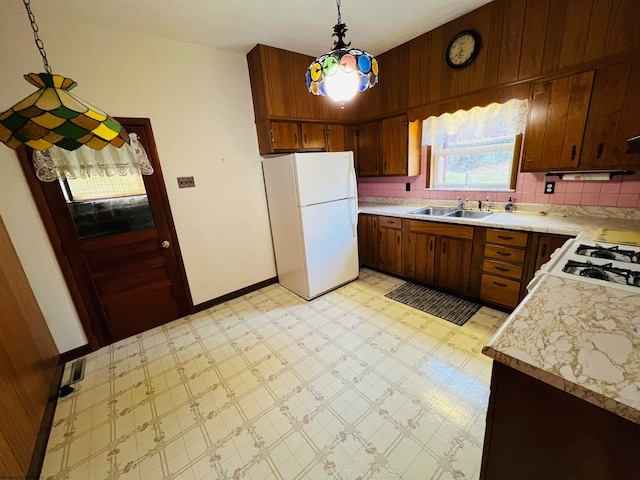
[349,196,358,237]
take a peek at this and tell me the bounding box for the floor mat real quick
[385,282,481,326]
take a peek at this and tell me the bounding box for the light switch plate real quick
[177,176,195,188]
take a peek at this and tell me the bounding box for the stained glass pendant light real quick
[306,0,378,108]
[0,0,129,151]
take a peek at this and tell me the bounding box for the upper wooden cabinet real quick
[580,60,640,169]
[521,71,594,172]
[247,44,355,123]
[522,61,640,172]
[300,123,326,150]
[326,124,346,152]
[356,121,380,176]
[356,115,421,177]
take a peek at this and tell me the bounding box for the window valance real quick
[32,132,154,182]
[423,98,528,146]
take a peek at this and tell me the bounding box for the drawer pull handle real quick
[496,251,511,256]
[494,266,509,272]
[493,281,508,288]
[497,235,514,240]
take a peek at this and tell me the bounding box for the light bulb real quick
[324,68,360,104]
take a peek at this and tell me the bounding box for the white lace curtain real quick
[422,98,528,146]
[32,132,154,182]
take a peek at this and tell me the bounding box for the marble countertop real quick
[483,275,640,425]
[358,197,640,424]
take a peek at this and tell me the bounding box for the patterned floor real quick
[41,269,507,480]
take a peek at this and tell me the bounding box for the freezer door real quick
[300,199,359,299]
[294,152,356,206]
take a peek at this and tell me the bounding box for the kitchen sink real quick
[445,210,496,219]
[409,207,456,216]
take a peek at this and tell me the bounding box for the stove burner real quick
[575,244,640,264]
[563,260,640,288]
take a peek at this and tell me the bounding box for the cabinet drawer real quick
[486,229,528,248]
[482,259,524,280]
[379,216,402,229]
[484,244,526,264]
[408,220,474,240]
[481,274,521,308]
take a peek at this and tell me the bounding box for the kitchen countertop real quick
[358,201,640,239]
[359,197,640,425]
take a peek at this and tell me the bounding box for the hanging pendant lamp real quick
[0,0,129,151]
[305,0,378,108]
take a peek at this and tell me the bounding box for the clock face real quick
[446,30,480,68]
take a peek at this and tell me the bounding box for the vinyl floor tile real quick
[41,269,506,479]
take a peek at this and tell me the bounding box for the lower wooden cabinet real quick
[358,214,378,267]
[378,217,403,275]
[358,214,573,311]
[480,228,530,309]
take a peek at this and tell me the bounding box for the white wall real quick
[0,13,276,352]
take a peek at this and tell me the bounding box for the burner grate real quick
[575,244,640,264]
[563,260,640,287]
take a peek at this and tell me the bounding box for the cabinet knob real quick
[161,240,171,249]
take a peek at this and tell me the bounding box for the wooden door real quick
[435,237,473,295]
[533,234,572,272]
[19,118,190,346]
[356,121,380,176]
[404,230,436,284]
[357,214,378,267]
[581,61,640,169]
[381,115,408,175]
[379,226,402,275]
[271,121,300,150]
[301,123,326,150]
[326,124,346,152]
[0,215,58,478]
[521,71,594,171]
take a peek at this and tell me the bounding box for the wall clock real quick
[446,30,481,69]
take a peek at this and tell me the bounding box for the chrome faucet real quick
[457,197,469,209]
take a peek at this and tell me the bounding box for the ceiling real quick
[7,0,492,57]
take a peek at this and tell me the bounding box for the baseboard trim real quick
[59,343,92,364]
[27,362,64,479]
[192,277,278,313]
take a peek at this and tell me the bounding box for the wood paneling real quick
[0,215,58,477]
[518,0,549,80]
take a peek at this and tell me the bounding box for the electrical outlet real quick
[177,176,195,188]
[544,181,555,194]
[406,182,411,192]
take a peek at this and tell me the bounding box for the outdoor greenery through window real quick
[423,99,528,190]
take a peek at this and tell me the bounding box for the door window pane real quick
[61,174,155,239]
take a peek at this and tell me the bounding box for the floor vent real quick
[69,358,86,384]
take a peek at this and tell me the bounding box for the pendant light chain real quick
[23,0,52,74]
[336,0,342,24]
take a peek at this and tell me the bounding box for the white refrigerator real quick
[262,151,359,300]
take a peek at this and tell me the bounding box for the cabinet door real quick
[533,234,572,273]
[357,214,378,267]
[404,231,435,284]
[381,115,408,175]
[326,124,346,152]
[379,227,402,275]
[271,121,300,150]
[521,71,594,171]
[357,121,381,176]
[435,237,473,295]
[301,123,326,150]
[581,61,640,169]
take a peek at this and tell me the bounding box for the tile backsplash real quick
[357,169,640,209]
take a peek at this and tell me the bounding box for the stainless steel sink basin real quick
[445,209,496,219]
[409,207,455,216]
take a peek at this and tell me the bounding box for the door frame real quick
[16,118,193,349]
